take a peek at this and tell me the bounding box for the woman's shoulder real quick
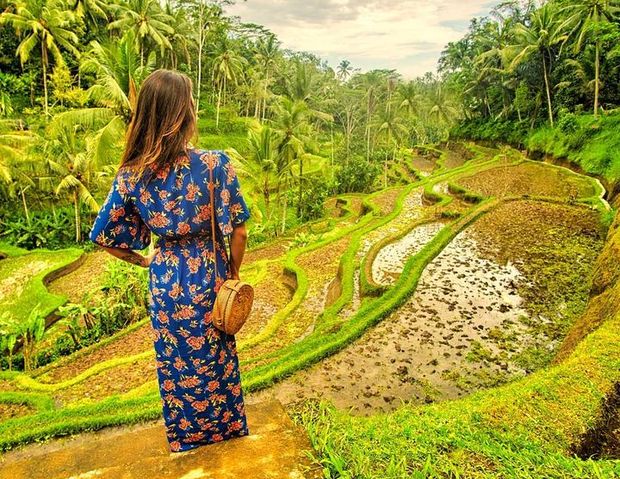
[188,147,232,167]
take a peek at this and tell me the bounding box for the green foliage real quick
[297,179,331,222]
[0,205,92,250]
[334,155,381,194]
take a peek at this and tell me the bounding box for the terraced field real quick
[0,140,613,473]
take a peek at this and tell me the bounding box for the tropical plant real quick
[212,43,247,129]
[506,4,574,126]
[0,0,79,115]
[107,0,174,67]
[563,0,620,116]
[19,304,46,371]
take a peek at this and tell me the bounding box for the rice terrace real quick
[0,0,619,478]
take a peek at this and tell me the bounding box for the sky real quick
[225,0,500,79]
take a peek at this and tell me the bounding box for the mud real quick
[250,201,603,414]
[457,162,597,200]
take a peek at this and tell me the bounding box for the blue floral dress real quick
[88,148,251,452]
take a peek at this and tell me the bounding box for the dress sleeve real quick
[214,150,251,237]
[88,172,151,250]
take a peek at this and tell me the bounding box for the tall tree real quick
[255,34,280,120]
[0,0,79,116]
[107,0,174,67]
[564,0,620,116]
[337,59,353,82]
[507,4,573,126]
[212,44,247,129]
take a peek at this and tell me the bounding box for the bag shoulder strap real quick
[208,159,218,281]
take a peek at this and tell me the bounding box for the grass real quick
[288,160,619,478]
[0,247,83,325]
[293,278,620,478]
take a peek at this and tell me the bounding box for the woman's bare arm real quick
[99,246,157,268]
[228,223,248,280]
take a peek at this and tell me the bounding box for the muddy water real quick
[372,222,445,286]
[248,226,533,413]
[358,188,426,261]
[249,198,603,414]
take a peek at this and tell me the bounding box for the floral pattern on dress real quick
[89,148,251,452]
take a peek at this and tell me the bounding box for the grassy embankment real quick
[294,210,620,478]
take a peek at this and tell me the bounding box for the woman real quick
[88,69,251,453]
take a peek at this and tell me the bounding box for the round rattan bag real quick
[206,156,254,336]
[212,279,254,335]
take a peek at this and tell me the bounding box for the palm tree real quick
[71,0,108,27]
[428,83,459,125]
[373,108,408,188]
[163,2,191,70]
[333,89,362,163]
[193,1,224,115]
[45,125,100,242]
[397,81,422,116]
[0,120,37,221]
[337,59,353,82]
[564,0,620,116]
[212,45,247,129]
[235,122,283,222]
[507,4,574,126]
[107,0,174,67]
[0,120,33,184]
[0,0,79,116]
[271,97,315,219]
[50,30,152,168]
[255,34,280,119]
[354,71,383,161]
[286,60,317,103]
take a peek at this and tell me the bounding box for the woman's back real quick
[90,148,249,249]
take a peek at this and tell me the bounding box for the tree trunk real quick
[264,179,270,221]
[594,40,600,117]
[42,43,48,116]
[21,189,30,226]
[281,192,288,234]
[74,190,81,242]
[262,69,270,120]
[297,156,303,217]
[542,52,554,126]
[216,81,223,129]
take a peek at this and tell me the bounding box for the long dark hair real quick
[121,69,197,183]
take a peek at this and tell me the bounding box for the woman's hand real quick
[229,223,247,281]
[100,246,159,268]
[141,248,159,268]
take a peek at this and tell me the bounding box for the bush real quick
[334,155,381,194]
[0,205,93,250]
[298,179,332,222]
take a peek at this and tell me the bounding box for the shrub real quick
[334,155,381,194]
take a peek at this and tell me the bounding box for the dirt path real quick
[0,400,320,479]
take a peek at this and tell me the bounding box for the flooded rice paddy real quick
[249,199,604,414]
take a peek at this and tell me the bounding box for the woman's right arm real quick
[228,223,248,280]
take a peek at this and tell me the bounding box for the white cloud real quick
[226,0,499,78]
